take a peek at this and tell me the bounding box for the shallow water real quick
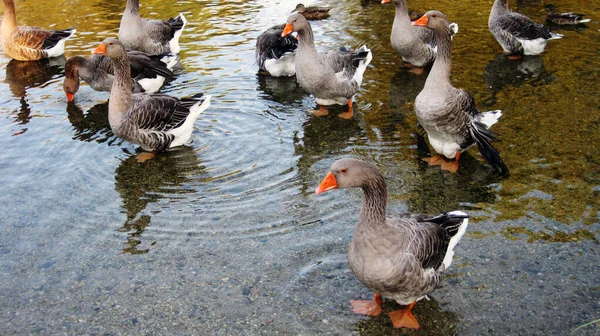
[0,0,599,334]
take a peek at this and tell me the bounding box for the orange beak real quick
[66,92,74,103]
[381,0,391,3]
[281,23,293,37]
[315,172,338,194]
[92,43,106,55]
[412,14,428,27]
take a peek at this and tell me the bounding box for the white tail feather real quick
[441,211,469,270]
[352,45,372,86]
[168,95,211,148]
[169,14,187,54]
[45,29,76,58]
[479,109,502,128]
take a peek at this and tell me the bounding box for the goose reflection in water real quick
[4,57,66,134]
[256,73,304,105]
[294,113,365,193]
[483,53,554,106]
[114,146,207,254]
[65,102,116,144]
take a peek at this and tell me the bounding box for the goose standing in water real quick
[544,4,590,26]
[292,3,331,20]
[281,13,372,119]
[381,0,458,71]
[489,0,562,57]
[118,0,187,55]
[1,0,75,61]
[315,158,469,329]
[63,51,176,102]
[92,38,211,161]
[256,24,298,77]
[414,11,509,174]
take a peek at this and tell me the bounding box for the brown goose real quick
[92,38,211,157]
[118,0,186,55]
[489,0,562,57]
[413,11,509,174]
[381,0,458,69]
[281,13,372,118]
[1,0,75,61]
[544,4,590,26]
[63,51,176,102]
[292,3,331,20]
[315,158,469,329]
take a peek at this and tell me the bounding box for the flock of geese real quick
[0,0,590,330]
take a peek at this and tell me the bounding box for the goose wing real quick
[129,94,193,132]
[498,12,552,40]
[127,50,174,79]
[255,24,298,69]
[395,213,467,270]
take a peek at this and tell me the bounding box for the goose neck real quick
[125,0,140,15]
[423,27,452,91]
[108,55,133,123]
[1,0,17,35]
[358,176,388,229]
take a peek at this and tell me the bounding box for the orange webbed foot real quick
[338,99,354,119]
[388,302,420,329]
[310,105,329,117]
[422,154,445,166]
[440,160,459,173]
[408,67,425,75]
[350,293,383,317]
[136,151,156,163]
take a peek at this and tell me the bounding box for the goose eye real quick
[340,168,347,173]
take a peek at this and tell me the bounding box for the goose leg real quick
[422,154,445,166]
[310,105,329,117]
[350,293,383,316]
[506,54,522,60]
[136,151,156,163]
[338,99,353,119]
[440,152,460,173]
[388,301,420,329]
[408,67,425,75]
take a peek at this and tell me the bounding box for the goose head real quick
[92,37,126,59]
[315,158,381,194]
[412,10,450,30]
[281,13,308,37]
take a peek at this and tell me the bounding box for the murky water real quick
[1,0,599,334]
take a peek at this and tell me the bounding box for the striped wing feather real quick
[129,94,192,132]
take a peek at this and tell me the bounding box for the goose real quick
[413,11,509,174]
[489,0,562,57]
[292,3,331,20]
[118,0,187,55]
[63,51,176,102]
[256,24,298,77]
[1,0,75,61]
[544,4,590,26]
[92,38,211,159]
[281,13,372,119]
[315,158,469,329]
[381,0,458,70]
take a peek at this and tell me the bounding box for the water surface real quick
[0,0,599,334]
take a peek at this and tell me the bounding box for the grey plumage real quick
[118,0,186,55]
[63,51,174,101]
[317,158,469,305]
[255,24,298,74]
[95,38,210,152]
[283,13,372,104]
[415,11,509,174]
[489,0,562,55]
